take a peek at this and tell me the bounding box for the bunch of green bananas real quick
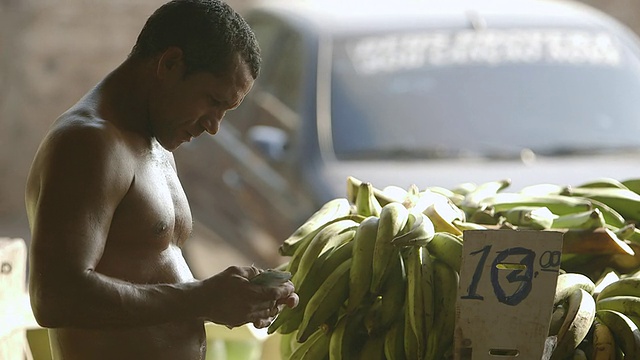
[546,270,640,359]
[271,178,463,359]
[270,175,640,360]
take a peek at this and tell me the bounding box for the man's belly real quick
[48,319,206,360]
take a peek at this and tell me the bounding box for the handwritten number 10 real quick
[461,245,536,306]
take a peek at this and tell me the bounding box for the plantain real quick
[403,246,426,357]
[291,219,358,290]
[373,252,406,334]
[551,288,596,360]
[347,216,380,314]
[479,193,593,215]
[425,259,459,360]
[577,177,629,190]
[554,272,596,306]
[355,181,382,217]
[423,199,465,236]
[297,259,352,342]
[563,187,640,223]
[551,208,606,230]
[597,277,640,302]
[596,309,640,359]
[460,178,512,212]
[591,318,617,360]
[328,310,368,360]
[383,317,406,360]
[425,231,463,273]
[500,205,556,230]
[280,197,352,256]
[391,212,435,247]
[289,328,330,360]
[370,202,409,294]
[597,295,640,318]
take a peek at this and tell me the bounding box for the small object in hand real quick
[250,269,292,286]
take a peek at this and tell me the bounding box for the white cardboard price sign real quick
[454,229,563,360]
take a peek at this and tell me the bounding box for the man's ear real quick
[156,46,184,79]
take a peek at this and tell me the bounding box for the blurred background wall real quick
[0,0,638,244]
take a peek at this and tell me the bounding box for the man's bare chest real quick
[109,153,193,250]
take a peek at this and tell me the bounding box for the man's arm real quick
[26,119,293,329]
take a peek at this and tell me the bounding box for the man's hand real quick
[201,265,298,329]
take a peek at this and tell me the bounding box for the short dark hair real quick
[130,0,261,79]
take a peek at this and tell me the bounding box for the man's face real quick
[150,50,255,151]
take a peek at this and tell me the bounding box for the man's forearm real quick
[30,270,205,329]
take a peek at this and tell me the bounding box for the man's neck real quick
[98,56,155,138]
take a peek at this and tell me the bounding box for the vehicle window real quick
[328,28,640,160]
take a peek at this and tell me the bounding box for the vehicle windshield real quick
[329,28,640,160]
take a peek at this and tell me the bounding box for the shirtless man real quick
[24,1,297,359]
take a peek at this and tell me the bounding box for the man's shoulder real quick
[52,107,115,139]
[46,106,132,154]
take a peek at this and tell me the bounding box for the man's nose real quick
[200,111,226,134]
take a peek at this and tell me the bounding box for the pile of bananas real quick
[551,269,640,359]
[268,176,640,359]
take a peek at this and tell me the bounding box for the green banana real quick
[403,246,426,357]
[572,348,588,360]
[371,202,410,294]
[383,317,406,360]
[423,200,465,236]
[518,183,564,196]
[554,272,596,306]
[452,219,488,231]
[328,311,367,360]
[280,197,352,256]
[613,223,636,240]
[451,182,477,196]
[391,212,435,247]
[355,181,382,217]
[479,193,593,215]
[357,334,386,360]
[425,186,465,206]
[425,231,463,273]
[467,208,500,225]
[373,252,406,334]
[577,177,629,189]
[500,205,556,230]
[286,215,361,275]
[460,178,512,211]
[289,328,330,360]
[596,309,640,359]
[563,187,640,223]
[597,296,640,318]
[297,258,352,342]
[425,259,459,360]
[622,178,640,196]
[347,216,380,314]
[551,208,606,230]
[292,219,358,289]
[271,237,356,335]
[279,242,357,335]
[590,199,628,228]
[549,303,568,336]
[346,176,396,207]
[421,246,435,347]
[279,331,296,359]
[597,277,640,302]
[403,289,420,360]
[591,318,616,360]
[551,288,596,360]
